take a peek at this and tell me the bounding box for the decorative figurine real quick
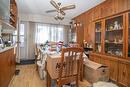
[98,45,101,52]
[114,21,119,30]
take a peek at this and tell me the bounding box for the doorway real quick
[19,22,28,60]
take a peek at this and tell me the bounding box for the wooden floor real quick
[9,64,89,87]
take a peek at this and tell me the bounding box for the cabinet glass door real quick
[128,14,130,57]
[105,16,123,57]
[95,21,101,53]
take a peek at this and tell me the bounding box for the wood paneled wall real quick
[73,0,130,46]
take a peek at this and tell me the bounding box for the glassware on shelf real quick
[128,14,130,57]
[105,15,123,57]
[95,21,102,53]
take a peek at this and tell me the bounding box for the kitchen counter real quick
[0,46,16,53]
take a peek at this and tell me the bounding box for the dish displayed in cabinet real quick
[105,15,123,57]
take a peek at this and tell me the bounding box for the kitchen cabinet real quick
[100,56,110,67]
[0,48,16,87]
[10,0,17,28]
[118,60,129,87]
[115,0,127,13]
[101,0,115,18]
[0,0,10,22]
[128,63,130,87]
[127,0,130,10]
[89,53,101,64]
[109,58,118,82]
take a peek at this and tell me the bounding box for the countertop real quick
[0,46,15,53]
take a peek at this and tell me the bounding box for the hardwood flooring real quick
[8,64,89,87]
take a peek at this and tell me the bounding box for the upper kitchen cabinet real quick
[0,0,10,22]
[0,0,17,28]
[10,0,17,28]
[114,0,127,14]
[128,0,130,10]
[101,0,115,18]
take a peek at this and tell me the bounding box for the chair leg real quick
[36,64,38,71]
[57,85,62,87]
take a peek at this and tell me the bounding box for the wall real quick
[19,21,70,60]
[27,22,35,60]
[18,13,71,60]
[19,14,71,25]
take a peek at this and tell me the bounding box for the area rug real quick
[93,81,118,87]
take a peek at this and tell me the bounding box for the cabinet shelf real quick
[95,42,101,44]
[10,11,16,17]
[105,53,123,58]
[9,0,17,28]
[105,42,123,45]
[106,29,123,32]
[10,17,15,23]
[95,31,101,33]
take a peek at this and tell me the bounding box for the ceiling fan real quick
[46,0,76,20]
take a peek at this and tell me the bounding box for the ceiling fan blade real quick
[61,5,76,10]
[50,0,59,10]
[46,10,57,13]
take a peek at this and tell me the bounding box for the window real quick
[12,30,17,44]
[20,24,25,47]
[35,24,66,44]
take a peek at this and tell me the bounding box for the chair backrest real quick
[69,43,80,48]
[58,47,83,79]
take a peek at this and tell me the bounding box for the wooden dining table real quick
[45,51,87,87]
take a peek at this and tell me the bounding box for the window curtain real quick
[35,23,68,44]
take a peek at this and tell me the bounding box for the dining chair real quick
[34,44,42,70]
[56,47,83,87]
[69,43,80,48]
[48,42,57,51]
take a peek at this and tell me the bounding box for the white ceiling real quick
[16,0,105,19]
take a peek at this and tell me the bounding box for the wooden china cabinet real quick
[90,13,130,87]
[73,0,130,87]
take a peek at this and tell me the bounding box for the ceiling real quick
[16,0,105,19]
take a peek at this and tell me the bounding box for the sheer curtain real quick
[35,23,67,44]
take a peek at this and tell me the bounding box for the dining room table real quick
[44,50,87,87]
[37,45,88,87]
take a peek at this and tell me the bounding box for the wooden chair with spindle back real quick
[56,47,83,87]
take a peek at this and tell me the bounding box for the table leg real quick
[47,71,51,87]
[80,64,83,81]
